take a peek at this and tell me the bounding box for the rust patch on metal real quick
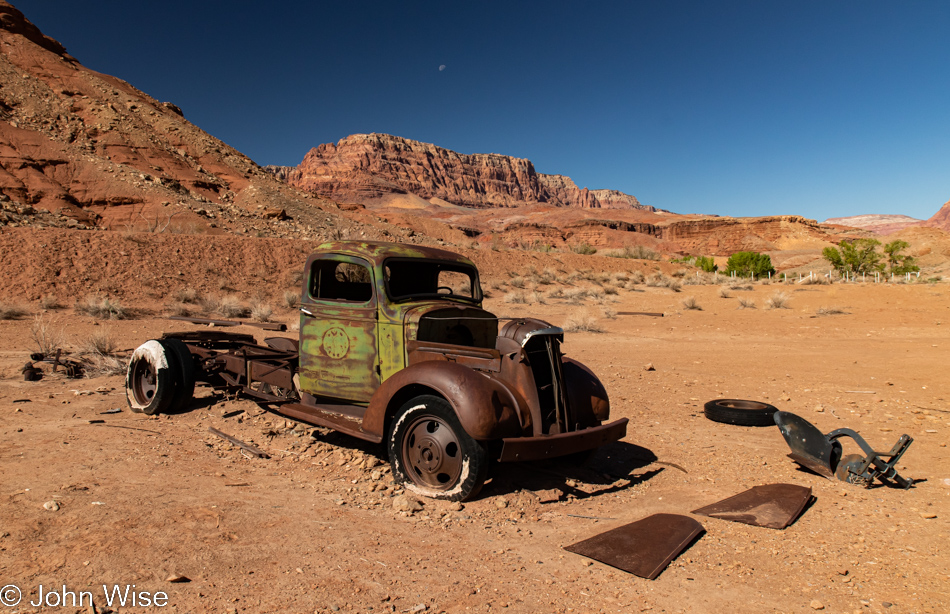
[564,513,704,580]
[692,484,812,529]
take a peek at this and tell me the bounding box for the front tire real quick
[387,395,488,502]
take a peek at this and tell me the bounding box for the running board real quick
[277,402,381,443]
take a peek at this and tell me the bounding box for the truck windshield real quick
[384,258,481,303]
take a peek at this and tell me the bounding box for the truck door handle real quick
[300,307,315,318]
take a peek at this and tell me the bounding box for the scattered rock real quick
[43,500,60,511]
[494,498,509,509]
[815,404,825,413]
[165,574,190,583]
[393,495,423,513]
[643,363,655,371]
[920,512,937,519]
[809,600,824,610]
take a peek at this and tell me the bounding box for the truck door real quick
[298,255,379,403]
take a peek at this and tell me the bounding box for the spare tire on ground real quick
[703,399,778,427]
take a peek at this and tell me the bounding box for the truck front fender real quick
[563,357,610,423]
[363,361,528,442]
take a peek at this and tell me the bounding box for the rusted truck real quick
[126,241,627,500]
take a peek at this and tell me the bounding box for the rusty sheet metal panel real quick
[407,340,502,372]
[498,418,628,462]
[692,484,813,529]
[565,514,705,580]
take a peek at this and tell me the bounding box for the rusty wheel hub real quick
[130,359,157,404]
[402,416,462,490]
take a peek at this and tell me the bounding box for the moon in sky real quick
[439,64,446,71]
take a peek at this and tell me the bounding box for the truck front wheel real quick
[125,339,195,415]
[388,395,488,502]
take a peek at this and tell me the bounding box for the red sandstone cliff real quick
[0,1,371,239]
[284,133,652,211]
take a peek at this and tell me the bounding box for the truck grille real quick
[523,334,573,434]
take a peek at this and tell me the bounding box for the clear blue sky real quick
[15,0,950,220]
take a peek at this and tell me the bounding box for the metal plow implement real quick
[564,514,704,580]
[692,484,812,529]
[774,411,914,489]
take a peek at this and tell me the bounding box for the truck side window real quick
[310,260,373,302]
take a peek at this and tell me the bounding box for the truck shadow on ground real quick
[481,441,666,501]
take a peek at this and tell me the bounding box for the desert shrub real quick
[668,279,683,292]
[173,287,199,304]
[83,329,117,357]
[39,294,61,310]
[76,295,126,320]
[547,288,566,299]
[509,276,526,289]
[504,291,527,304]
[766,292,791,309]
[605,245,660,260]
[601,307,617,319]
[250,301,273,323]
[725,251,775,278]
[85,354,128,377]
[682,296,702,310]
[645,273,669,287]
[217,295,250,318]
[564,288,588,305]
[727,281,754,290]
[603,286,619,295]
[167,302,196,317]
[571,243,597,255]
[671,268,687,278]
[563,310,604,333]
[718,286,732,299]
[30,315,66,355]
[695,256,717,273]
[283,290,300,309]
[737,297,756,309]
[816,306,848,316]
[0,303,28,319]
[529,291,546,305]
[537,269,555,285]
[627,270,645,284]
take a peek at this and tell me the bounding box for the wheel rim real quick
[129,358,158,405]
[401,415,462,490]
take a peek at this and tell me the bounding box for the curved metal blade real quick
[774,411,839,478]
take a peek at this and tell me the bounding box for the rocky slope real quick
[0,1,385,241]
[281,133,653,211]
[921,199,950,232]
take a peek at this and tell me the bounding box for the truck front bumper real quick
[498,418,628,462]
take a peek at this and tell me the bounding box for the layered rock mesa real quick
[0,1,372,239]
[282,133,654,211]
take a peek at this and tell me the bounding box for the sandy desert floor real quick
[1,277,948,614]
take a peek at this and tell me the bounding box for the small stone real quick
[371,470,382,481]
[449,501,463,512]
[165,574,190,583]
[393,495,423,512]
[495,498,509,509]
[920,512,937,519]
[815,404,825,413]
[809,600,824,610]
[643,363,655,371]
[837,568,849,576]
[882,602,893,608]
[43,500,60,511]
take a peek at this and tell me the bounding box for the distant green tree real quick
[822,238,884,275]
[883,239,919,275]
[694,256,718,273]
[725,251,774,278]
